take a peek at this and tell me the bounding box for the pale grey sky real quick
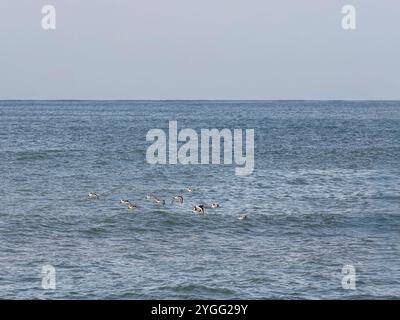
[0,0,399,100]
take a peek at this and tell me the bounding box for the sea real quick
[0,100,399,299]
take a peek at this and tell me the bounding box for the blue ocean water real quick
[0,100,399,299]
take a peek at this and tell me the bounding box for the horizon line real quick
[1,99,400,102]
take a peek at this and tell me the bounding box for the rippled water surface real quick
[0,100,399,299]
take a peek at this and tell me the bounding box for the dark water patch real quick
[159,283,235,296]
[80,227,109,237]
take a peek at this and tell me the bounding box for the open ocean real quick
[0,100,399,299]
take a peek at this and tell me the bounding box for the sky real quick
[0,0,399,100]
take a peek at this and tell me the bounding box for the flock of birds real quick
[87,188,248,220]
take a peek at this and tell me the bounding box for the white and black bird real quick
[172,195,184,204]
[127,203,137,210]
[88,192,99,199]
[238,214,248,220]
[154,197,165,205]
[192,205,205,214]
[146,195,165,206]
[186,187,193,193]
[202,203,220,209]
